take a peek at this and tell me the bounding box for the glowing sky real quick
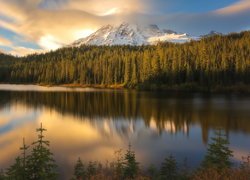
[0,0,249,56]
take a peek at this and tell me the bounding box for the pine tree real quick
[160,155,178,180]
[20,138,29,179]
[124,58,131,86]
[74,158,86,180]
[147,164,158,179]
[86,161,97,178]
[6,157,24,180]
[114,149,124,178]
[0,169,5,180]
[130,62,138,86]
[202,129,233,170]
[5,138,29,180]
[123,144,139,179]
[26,123,57,180]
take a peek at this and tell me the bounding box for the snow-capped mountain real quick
[71,22,197,46]
[202,31,223,38]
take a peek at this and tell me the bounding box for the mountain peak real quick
[163,29,177,34]
[209,30,222,35]
[202,30,223,37]
[70,22,195,47]
[148,24,160,30]
[99,24,113,30]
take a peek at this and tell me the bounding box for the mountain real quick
[163,29,177,34]
[71,22,197,46]
[202,31,223,37]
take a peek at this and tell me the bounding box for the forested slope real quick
[0,31,250,91]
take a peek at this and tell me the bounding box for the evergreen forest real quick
[0,31,250,91]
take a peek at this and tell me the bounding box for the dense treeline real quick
[0,53,16,82]
[0,31,250,90]
[1,125,250,179]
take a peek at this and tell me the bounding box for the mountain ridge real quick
[70,22,198,47]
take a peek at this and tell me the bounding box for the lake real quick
[0,84,250,179]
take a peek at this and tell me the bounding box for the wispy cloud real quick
[0,0,146,53]
[0,0,249,56]
[65,0,147,15]
[9,46,45,56]
[0,36,12,46]
[0,31,43,56]
[215,0,250,15]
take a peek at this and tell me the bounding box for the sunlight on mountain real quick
[74,29,96,39]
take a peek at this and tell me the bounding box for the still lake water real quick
[0,84,250,178]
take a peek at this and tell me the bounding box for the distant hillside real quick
[0,31,250,91]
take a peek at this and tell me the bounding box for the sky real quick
[0,0,250,56]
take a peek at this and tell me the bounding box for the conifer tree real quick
[160,155,178,180]
[202,129,233,169]
[86,161,97,178]
[74,158,86,180]
[0,169,5,180]
[123,144,139,179]
[114,149,124,178]
[124,58,131,85]
[20,138,29,179]
[6,138,29,180]
[130,62,138,86]
[26,123,57,180]
[147,164,158,179]
[6,157,24,180]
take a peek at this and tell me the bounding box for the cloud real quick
[9,46,45,56]
[0,0,146,52]
[38,35,64,50]
[0,8,105,47]
[0,33,45,56]
[0,36,12,46]
[215,0,250,15]
[64,0,147,15]
[0,0,249,55]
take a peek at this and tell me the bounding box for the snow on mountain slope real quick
[71,22,197,46]
[148,33,191,44]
